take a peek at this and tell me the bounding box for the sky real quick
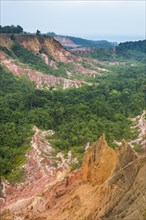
[1,0,146,42]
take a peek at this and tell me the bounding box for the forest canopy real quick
[0,62,145,181]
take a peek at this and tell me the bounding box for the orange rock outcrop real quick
[82,135,117,185]
[0,134,145,220]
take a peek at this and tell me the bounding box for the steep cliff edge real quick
[0,34,74,62]
[0,51,83,89]
[0,135,145,220]
[82,135,117,185]
[0,34,108,89]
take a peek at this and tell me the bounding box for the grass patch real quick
[0,46,15,58]
[6,168,26,184]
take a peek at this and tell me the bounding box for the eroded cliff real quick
[0,133,145,220]
[0,34,108,89]
[0,51,84,89]
[0,34,73,62]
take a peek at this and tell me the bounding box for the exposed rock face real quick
[0,34,110,88]
[0,34,13,48]
[40,53,57,69]
[0,126,79,214]
[2,133,146,220]
[130,110,146,149]
[0,51,84,89]
[94,141,145,220]
[0,134,145,220]
[0,34,75,63]
[54,36,79,48]
[82,135,117,185]
[73,62,102,77]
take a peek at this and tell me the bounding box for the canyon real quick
[0,34,145,220]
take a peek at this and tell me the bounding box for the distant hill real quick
[116,40,146,61]
[116,40,146,54]
[47,32,117,49]
[69,39,146,62]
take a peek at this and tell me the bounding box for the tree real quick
[0,25,23,34]
[36,30,41,36]
[16,25,23,33]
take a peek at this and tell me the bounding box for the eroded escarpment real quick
[0,51,84,89]
[0,34,74,63]
[130,110,146,149]
[0,126,79,214]
[0,134,145,220]
[0,34,109,88]
[113,110,146,150]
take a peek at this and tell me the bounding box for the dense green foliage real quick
[0,62,145,181]
[117,40,146,54]
[116,40,146,62]
[0,25,23,34]
[74,47,114,61]
[0,67,34,180]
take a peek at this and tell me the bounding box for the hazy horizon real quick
[1,0,145,43]
[46,32,145,43]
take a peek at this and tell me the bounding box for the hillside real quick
[72,39,146,62]
[0,34,114,89]
[116,40,146,61]
[47,32,117,48]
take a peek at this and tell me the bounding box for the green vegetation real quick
[116,40,146,62]
[66,37,116,48]
[75,47,114,61]
[6,169,26,184]
[133,144,143,153]
[11,43,54,74]
[75,40,146,62]
[10,43,74,78]
[116,40,145,54]
[0,67,35,181]
[0,46,15,58]
[0,61,145,181]
[0,25,23,34]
